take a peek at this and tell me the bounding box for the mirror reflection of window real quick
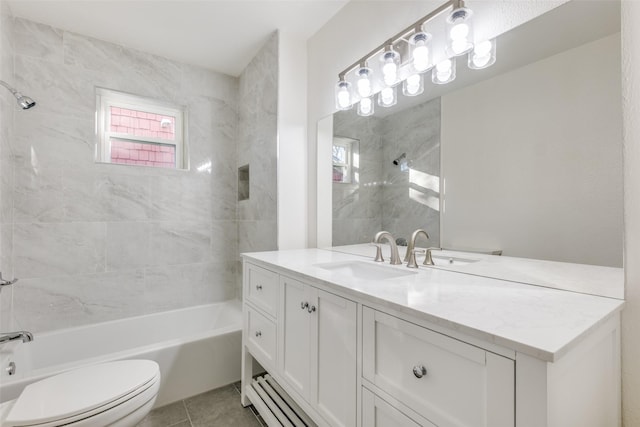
[332,136,359,184]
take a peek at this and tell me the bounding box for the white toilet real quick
[0,359,160,427]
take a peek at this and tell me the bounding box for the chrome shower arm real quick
[0,79,36,109]
[0,79,17,94]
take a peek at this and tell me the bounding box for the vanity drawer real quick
[246,263,279,318]
[362,387,435,427]
[362,307,514,427]
[245,307,277,369]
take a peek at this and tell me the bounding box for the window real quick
[96,88,187,169]
[332,136,359,184]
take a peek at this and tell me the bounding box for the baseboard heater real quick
[246,374,317,427]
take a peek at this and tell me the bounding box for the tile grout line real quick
[234,381,264,427]
[182,399,194,427]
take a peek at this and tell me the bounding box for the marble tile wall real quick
[2,16,240,333]
[0,0,15,331]
[237,32,278,278]
[332,109,383,245]
[381,98,441,246]
[332,98,440,247]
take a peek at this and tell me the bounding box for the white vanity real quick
[240,248,623,427]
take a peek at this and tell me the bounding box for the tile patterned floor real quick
[137,382,267,427]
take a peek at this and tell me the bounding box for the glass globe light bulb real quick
[469,39,497,70]
[338,90,350,108]
[450,22,470,41]
[446,7,474,56]
[380,50,400,86]
[403,74,423,96]
[378,86,397,107]
[383,61,397,85]
[432,58,456,84]
[335,80,352,110]
[358,97,374,116]
[356,67,372,98]
[411,32,432,72]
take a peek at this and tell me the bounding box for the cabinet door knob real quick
[256,284,262,290]
[255,331,262,337]
[301,302,309,310]
[307,305,316,313]
[413,365,427,379]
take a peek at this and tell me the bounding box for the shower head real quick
[15,93,36,109]
[392,153,407,166]
[0,80,36,110]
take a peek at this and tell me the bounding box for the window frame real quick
[332,136,357,184]
[95,87,188,169]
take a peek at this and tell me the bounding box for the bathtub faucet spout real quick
[0,331,33,345]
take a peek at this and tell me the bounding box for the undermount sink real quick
[314,260,418,280]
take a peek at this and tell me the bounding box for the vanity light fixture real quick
[334,0,497,116]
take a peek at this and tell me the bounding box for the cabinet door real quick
[311,289,357,427]
[279,276,311,400]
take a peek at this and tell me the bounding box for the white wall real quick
[441,33,622,266]
[621,1,640,424]
[278,31,308,250]
[307,2,640,424]
[307,0,568,246]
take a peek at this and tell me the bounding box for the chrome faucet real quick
[404,229,430,263]
[0,331,33,345]
[373,231,402,265]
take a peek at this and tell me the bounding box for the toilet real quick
[0,359,160,427]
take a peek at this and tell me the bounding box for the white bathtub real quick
[0,300,242,407]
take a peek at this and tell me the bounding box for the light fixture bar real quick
[338,0,465,80]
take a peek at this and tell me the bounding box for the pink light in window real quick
[110,139,176,169]
[110,106,176,140]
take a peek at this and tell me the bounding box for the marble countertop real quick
[242,248,624,363]
[330,244,624,300]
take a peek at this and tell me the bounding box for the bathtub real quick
[0,300,242,407]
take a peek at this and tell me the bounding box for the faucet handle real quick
[370,243,384,262]
[0,272,18,287]
[423,247,442,266]
[407,249,426,269]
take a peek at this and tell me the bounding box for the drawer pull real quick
[256,284,263,290]
[255,331,262,338]
[413,365,427,379]
[307,305,316,313]
[301,301,309,310]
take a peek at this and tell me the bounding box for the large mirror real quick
[318,0,623,296]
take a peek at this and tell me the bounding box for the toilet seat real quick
[4,360,160,427]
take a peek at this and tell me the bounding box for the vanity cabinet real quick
[242,254,622,427]
[242,262,357,427]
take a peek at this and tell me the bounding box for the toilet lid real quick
[5,359,160,426]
